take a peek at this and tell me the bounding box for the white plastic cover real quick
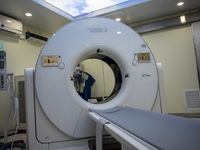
[35,17,158,138]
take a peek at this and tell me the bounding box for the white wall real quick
[142,25,199,113]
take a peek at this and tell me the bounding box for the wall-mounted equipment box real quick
[26,31,48,44]
[0,14,22,36]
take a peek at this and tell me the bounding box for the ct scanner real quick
[25,17,200,150]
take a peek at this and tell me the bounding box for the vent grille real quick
[184,89,200,110]
[15,75,26,129]
[18,81,26,123]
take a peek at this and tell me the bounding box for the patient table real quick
[89,107,200,150]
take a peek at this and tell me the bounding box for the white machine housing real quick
[25,17,166,150]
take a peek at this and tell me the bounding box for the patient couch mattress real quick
[91,107,200,150]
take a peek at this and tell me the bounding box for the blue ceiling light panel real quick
[33,0,150,20]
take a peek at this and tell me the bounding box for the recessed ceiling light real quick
[25,13,32,17]
[6,20,12,23]
[115,18,121,22]
[177,2,184,6]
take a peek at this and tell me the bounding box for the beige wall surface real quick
[0,32,42,132]
[0,23,51,132]
[142,25,199,113]
[81,59,115,98]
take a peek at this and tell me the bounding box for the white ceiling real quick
[0,0,200,34]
